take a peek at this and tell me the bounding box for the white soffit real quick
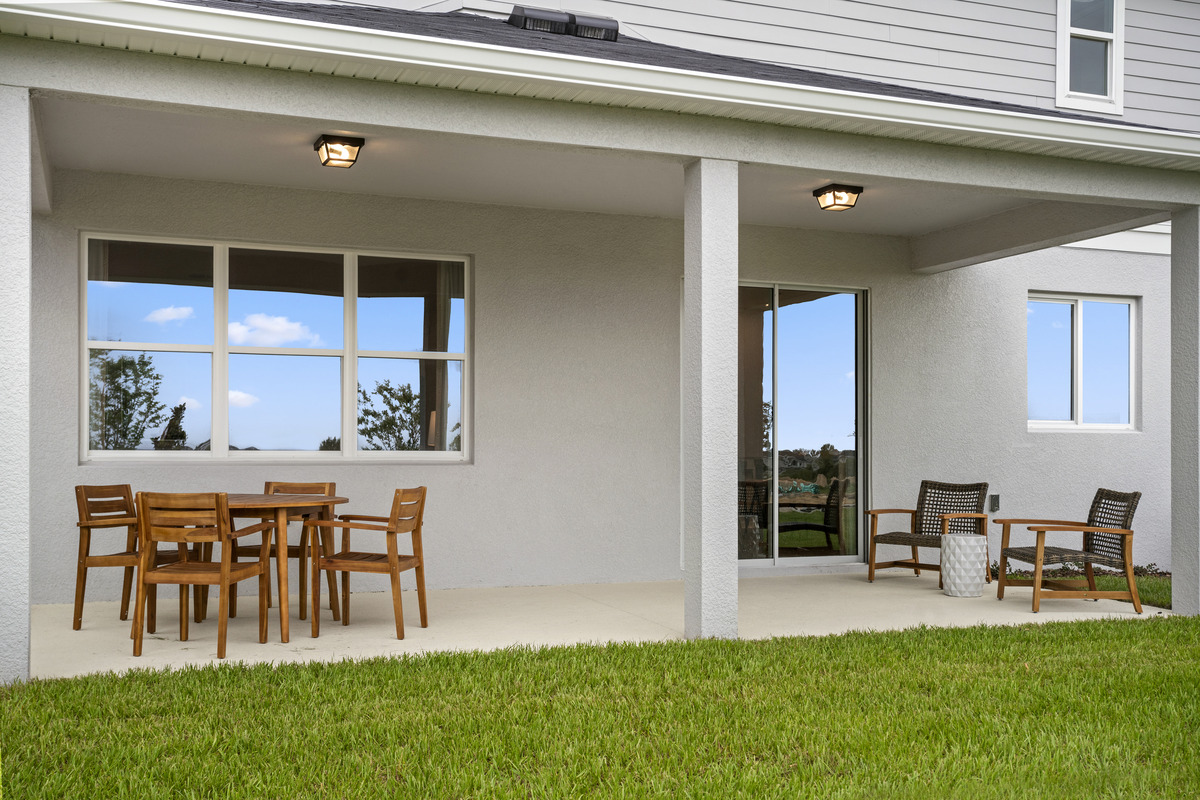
[3,0,1200,172]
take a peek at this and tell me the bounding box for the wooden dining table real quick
[227,493,348,643]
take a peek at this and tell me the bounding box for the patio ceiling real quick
[38,93,1038,238]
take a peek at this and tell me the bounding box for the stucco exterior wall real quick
[30,169,1171,606]
[742,229,1172,572]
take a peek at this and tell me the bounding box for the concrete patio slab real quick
[31,569,1166,680]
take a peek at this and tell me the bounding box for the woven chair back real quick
[913,480,988,536]
[1084,488,1141,563]
[821,478,845,528]
[738,481,770,525]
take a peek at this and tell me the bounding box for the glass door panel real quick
[737,285,860,562]
[775,291,858,557]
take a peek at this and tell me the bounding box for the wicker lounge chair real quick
[867,480,989,584]
[994,488,1142,613]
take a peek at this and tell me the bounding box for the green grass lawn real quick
[4,617,1198,798]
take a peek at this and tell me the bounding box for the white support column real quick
[682,158,739,639]
[1172,207,1200,617]
[0,86,32,683]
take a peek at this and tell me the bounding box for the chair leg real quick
[1084,562,1097,596]
[217,580,229,660]
[342,571,351,626]
[868,536,877,582]
[1124,553,1143,614]
[1031,550,1045,613]
[322,530,340,621]
[298,528,308,622]
[73,530,90,631]
[389,569,405,640]
[983,536,992,584]
[311,545,321,639]
[258,563,269,644]
[121,524,138,620]
[147,586,157,634]
[911,546,921,576]
[996,551,1009,600]
[132,570,147,656]
[180,585,190,641]
[415,563,428,628]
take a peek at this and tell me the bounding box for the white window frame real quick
[79,232,472,463]
[1056,0,1125,115]
[1027,292,1136,432]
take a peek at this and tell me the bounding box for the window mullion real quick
[213,244,229,454]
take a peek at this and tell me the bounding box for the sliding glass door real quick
[737,285,862,562]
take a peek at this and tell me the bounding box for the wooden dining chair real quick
[230,481,340,622]
[74,484,180,632]
[304,487,427,640]
[132,492,275,659]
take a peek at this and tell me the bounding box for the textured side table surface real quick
[942,533,988,597]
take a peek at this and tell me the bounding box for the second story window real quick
[1057,0,1124,114]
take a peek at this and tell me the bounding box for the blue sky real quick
[767,292,857,453]
[1027,299,1129,424]
[88,280,464,451]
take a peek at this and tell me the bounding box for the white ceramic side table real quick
[942,533,988,597]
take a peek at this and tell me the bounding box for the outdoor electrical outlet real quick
[989,495,1000,512]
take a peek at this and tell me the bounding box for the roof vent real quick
[507,6,570,35]
[568,13,618,42]
[507,6,619,41]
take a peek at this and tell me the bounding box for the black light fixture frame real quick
[812,183,864,210]
[313,135,365,168]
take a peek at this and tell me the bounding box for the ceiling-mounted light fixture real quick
[812,183,863,211]
[313,135,364,168]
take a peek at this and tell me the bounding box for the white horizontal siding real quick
[349,0,1200,132]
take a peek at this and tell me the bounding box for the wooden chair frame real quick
[867,480,990,586]
[994,489,1142,613]
[304,487,427,640]
[132,492,276,659]
[74,484,180,632]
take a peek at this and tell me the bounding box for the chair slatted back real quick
[914,480,988,536]
[76,484,136,524]
[388,487,427,534]
[1085,488,1140,562]
[821,479,845,529]
[738,481,770,527]
[265,481,336,497]
[137,492,230,545]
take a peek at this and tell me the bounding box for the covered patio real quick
[2,0,1200,684]
[33,572,1165,680]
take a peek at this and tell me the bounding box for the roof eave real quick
[3,0,1200,171]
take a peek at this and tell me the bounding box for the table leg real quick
[276,506,290,642]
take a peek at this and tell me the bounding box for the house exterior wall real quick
[374,0,1200,133]
[27,168,1171,605]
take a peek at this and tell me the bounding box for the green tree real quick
[151,402,188,450]
[357,380,421,451]
[318,436,341,451]
[89,351,167,450]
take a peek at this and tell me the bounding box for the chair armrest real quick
[992,518,1086,527]
[338,514,389,523]
[303,519,391,533]
[865,509,915,517]
[77,516,138,529]
[230,520,276,539]
[1026,524,1133,536]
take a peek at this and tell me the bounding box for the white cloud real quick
[179,395,202,409]
[228,390,260,408]
[1051,321,1066,329]
[845,371,855,381]
[228,313,322,347]
[145,305,194,324]
[1026,306,1035,316]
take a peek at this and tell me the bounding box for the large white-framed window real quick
[81,233,470,461]
[1056,0,1125,114]
[1027,293,1135,430]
